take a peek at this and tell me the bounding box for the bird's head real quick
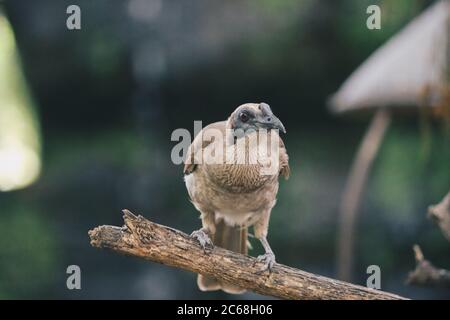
[228,102,286,136]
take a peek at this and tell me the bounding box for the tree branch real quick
[88,209,406,300]
[427,191,450,242]
[406,245,450,287]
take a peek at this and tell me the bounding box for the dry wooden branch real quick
[88,209,406,300]
[406,245,450,287]
[427,191,450,242]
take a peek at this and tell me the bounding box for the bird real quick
[183,102,290,294]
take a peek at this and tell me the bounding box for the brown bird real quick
[184,102,289,294]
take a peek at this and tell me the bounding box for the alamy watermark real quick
[66,5,81,30]
[367,5,381,30]
[366,265,381,289]
[66,265,81,290]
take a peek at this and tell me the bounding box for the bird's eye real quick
[239,112,249,123]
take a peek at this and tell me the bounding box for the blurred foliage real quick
[373,124,450,223]
[0,205,57,299]
[339,0,423,46]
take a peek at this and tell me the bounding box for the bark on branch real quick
[88,209,406,300]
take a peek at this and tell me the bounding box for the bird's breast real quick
[185,169,278,226]
[204,163,270,193]
[201,135,278,193]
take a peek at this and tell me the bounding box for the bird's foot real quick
[255,252,276,273]
[190,229,214,252]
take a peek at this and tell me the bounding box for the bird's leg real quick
[256,236,276,272]
[253,211,276,272]
[191,228,213,250]
[191,211,215,251]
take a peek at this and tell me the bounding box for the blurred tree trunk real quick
[337,108,391,281]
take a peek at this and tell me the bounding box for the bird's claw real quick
[190,229,213,252]
[255,252,276,273]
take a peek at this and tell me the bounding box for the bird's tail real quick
[197,220,247,294]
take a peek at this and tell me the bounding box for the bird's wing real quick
[279,137,290,180]
[183,121,227,175]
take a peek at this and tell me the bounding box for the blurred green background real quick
[0,0,449,299]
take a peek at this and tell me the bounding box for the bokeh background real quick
[1,0,449,299]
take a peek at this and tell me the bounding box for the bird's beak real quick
[272,116,286,133]
[258,114,286,133]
